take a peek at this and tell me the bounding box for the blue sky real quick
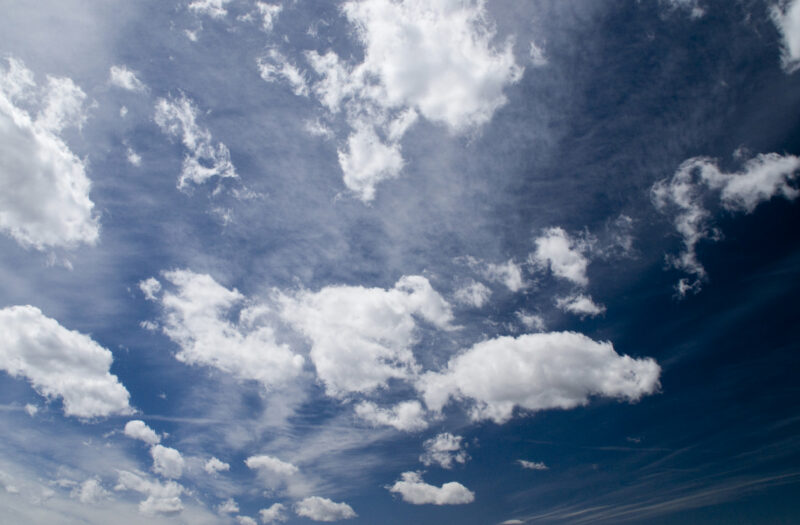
[1,0,800,523]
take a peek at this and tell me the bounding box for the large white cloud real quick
[419,433,469,469]
[772,0,800,73]
[294,496,357,521]
[530,227,592,287]
[156,270,305,390]
[124,420,161,446]
[0,305,132,418]
[0,58,99,249]
[417,332,660,423]
[354,400,428,432]
[115,470,184,516]
[388,471,474,505]
[278,275,454,396]
[652,153,800,295]
[154,95,238,189]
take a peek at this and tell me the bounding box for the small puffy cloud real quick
[115,470,184,516]
[245,455,299,478]
[124,420,161,445]
[529,41,548,67]
[555,294,606,318]
[139,277,161,301]
[256,2,282,31]
[279,275,453,396]
[294,496,357,521]
[154,94,238,189]
[260,503,288,523]
[0,305,132,418]
[417,331,660,423]
[652,153,800,295]
[237,517,258,525]
[217,498,239,514]
[258,50,309,97]
[24,403,38,417]
[772,0,800,73]
[518,460,548,470]
[516,311,545,331]
[0,58,99,249]
[484,259,527,292]
[189,0,232,18]
[337,123,404,202]
[355,400,428,432]
[151,445,185,479]
[109,65,147,92]
[158,269,304,389]
[454,281,491,308]
[420,433,469,469]
[204,457,230,474]
[530,227,591,287]
[70,478,110,504]
[388,471,474,505]
[126,147,142,167]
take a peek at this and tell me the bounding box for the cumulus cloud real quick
[279,275,453,396]
[189,0,232,19]
[157,269,305,389]
[115,470,184,516]
[454,281,491,308]
[530,227,592,287]
[0,57,99,249]
[518,460,548,470]
[70,478,109,504]
[109,65,147,92]
[420,433,469,469]
[294,496,357,521]
[124,420,160,445]
[482,259,527,292]
[204,457,230,474]
[217,498,239,514]
[139,277,161,301]
[355,400,428,432]
[245,455,299,488]
[336,123,404,202]
[555,293,606,318]
[258,50,309,97]
[417,331,660,423]
[237,516,258,525]
[652,153,800,295]
[151,445,184,479]
[388,471,474,505]
[154,94,238,189]
[256,2,282,31]
[260,503,288,523]
[0,305,132,418]
[516,311,545,331]
[772,0,800,73]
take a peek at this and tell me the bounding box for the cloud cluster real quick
[115,470,184,516]
[772,0,800,73]
[652,153,800,295]
[259,502,288,523]
[419,433,469,469]
[355,400,428,432]
[0,58,99,249]
[0,305,132,418]
[294,496,357,521]
[388,471,474,505]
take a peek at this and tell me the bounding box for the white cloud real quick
[189,0,232,19]
[529,41,548,67]
[217,497,239,514]
[109,65,147,92]
[154,94,238,189]
[124,420,161,446]
[126,147,142,167]
[773,0,800,73]
[237,516,258,525]
[256,2,283,31]
[454,281,491,308]
[204,457,230,474]
[337,123,404,202]
[0,58,99,249]
[150,445,184,479]
[70,478,110,504]
[258,50,309,97]
[139,277,161,301]
[355,400,428,432]
[0,305,132,418]
[530,227,591,287]
[294,496,357,521]
[24,404,38,417]
[279,275,453,396]
[259,503,288,523]
[158,269,305,390]
[417,331,660,423]
[652,153,800,295]
[484,259,527,292]
[662,0,705,18]
[518,460,548,470]
[388,471,474,505]
[555,293,606,318]
[115,470,184,516]
[420,433,469,469]
[245,455,299,478]
[516,311,545,331]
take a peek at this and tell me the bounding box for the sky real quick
[1,0,799,523]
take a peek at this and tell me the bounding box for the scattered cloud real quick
[188,0,232,19]
[294,496,357,521]
[150,445,184,479]
[0,57,99,249]
[772,0,800,73]
[217,497,239,514]
[245,455,299,478]
[417,332,660,423]
[516,311,545,331]
[388,471,474,505]
[256,2,283,32]
[204,457,230,474]
[555,293,606,318]
[114,470,184,516]
[258,50,309,97]
[453,280,491,308]
[484,259,527,292]
[260,502,288,523]
[139,277,161,301]
[518,460,548,470]
[109,65,147,92]
[124,420,161,446]
[70,478,110,504]
[0,305,132,418]
[237,516,258,525]
[336,122,404,201]
[420,433,469,469]
[355,400,428,432]
[529,41,548,67]
[530,227,592,287]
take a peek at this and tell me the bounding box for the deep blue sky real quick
[0,1,799,524]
